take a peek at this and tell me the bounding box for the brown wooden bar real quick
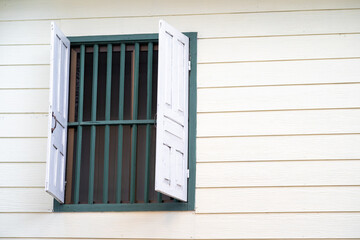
[65,48,78,204]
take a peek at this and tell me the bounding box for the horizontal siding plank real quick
[198,84,360,112]
[198,34,360,63]
[0,65,49,89]
[0,163,45,187]
[197,134,360,162]
[198,58,360,88]
[3,10,360,44]
[0,188,52,212]
[0,138,47,162]
[0,212,359,238]
[60,10,360,41]
[2,34,359,65]
[0,45,49,65]
[0,20,54,45]
[197,160,360,187]
[2,0,360,20]
[198,109,360,137]
[0,89,48,113]
[196,187,360,213]
[0,114,48,137]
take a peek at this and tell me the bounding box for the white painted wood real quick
[0,89,48,113]
[45,22,70,203]
[0,20,53,45]
[0,138,47,163]
[0,45,50,65]
[0,114,48,137]
[198,109,360,137]
[0,65,49,89]
[156,20,189,201]
[57,10,360,40]
[198,84,360,112]
[0,188,53,212]
[0,163,45,187]
[196,187,360,213]
[1,212,360,238]
[1,34,359,65]
[2,0,360,20]
[198,59,360,88]
[197,160,360,187]
[3,10,360,44]
[197,134,360,162]
[198,34,360,63]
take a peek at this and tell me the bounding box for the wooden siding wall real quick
[1,0,360,239]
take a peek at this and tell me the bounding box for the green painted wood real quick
[68,119,155,126]
[118,43,126,121]
[91,44,99,121]
[133,43,140,120]
[88,44,98,204]
[146,43,153,119]
[103,44,113,204]
[116,43,126,203]
[144,42,153,203]
[116,125,123,203]
[77,45,86,123]
[73,44,85,204]
[157,192,162,203]
[103,125,110,203]
[186,32,197,210]
[69,34,158,44]
[130,125,137,204]
[105,44,112,121]
[130,43,140,204]
[68,33,194,45]
[54,200,189,212]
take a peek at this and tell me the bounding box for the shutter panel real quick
[45,22,70,203]
[155,20,189,202]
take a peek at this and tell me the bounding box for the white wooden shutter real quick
[45,22,70,203]
[155,20,189,202]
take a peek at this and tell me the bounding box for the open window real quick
[45,21,197,211]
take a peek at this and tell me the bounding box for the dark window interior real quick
[65,43,175,204]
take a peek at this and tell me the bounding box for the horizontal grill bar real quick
[68,119,156,126]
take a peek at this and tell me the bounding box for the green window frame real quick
[54,32,197,212]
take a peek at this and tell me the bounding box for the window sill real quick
[54,200,194,212]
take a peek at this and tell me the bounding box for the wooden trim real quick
[68,34,159,44]
[81,44,158,53]
[54,201,189,212]
[186,32,197,210]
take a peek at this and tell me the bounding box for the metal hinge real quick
[188,61,191,71]
[187,169,190,178]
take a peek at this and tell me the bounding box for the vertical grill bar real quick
[103,43,112,203]
[157,192,162,203]
[74,44,85,204]
[88,44,98,204]
[116,43,126,203]
[130,43,139,204]
[144,42,153,203]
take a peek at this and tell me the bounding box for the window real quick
[45,21,197,212]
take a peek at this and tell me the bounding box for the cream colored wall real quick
[1,0,360,238]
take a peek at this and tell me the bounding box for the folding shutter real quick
[45,22,70,203]
[155,20,190,202]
